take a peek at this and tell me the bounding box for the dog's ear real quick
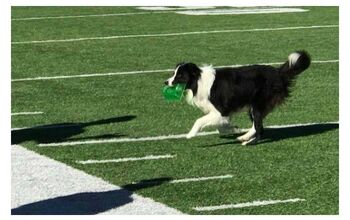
[186,63,201,78]
[175,62,185,68]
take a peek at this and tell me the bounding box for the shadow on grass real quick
[11,177,171,215]
[201,122,339,148]
[11,115,136,145]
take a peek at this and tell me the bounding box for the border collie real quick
[165,51,311,145]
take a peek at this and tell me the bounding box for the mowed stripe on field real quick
[11,24,338,45]
[193,198,306,211]
[37,121,338,147]
[12,59,339,82]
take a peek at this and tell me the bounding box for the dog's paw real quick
[241,137,257,146]
[186,132,196,139]
[236,134,251,142]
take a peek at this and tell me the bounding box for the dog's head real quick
[164,62,201,88]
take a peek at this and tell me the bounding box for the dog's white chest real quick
[185,91,212,113]
[185,66,218,114]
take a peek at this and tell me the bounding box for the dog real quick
[164,51,311,145]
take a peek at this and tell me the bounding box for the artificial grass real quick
[11,6,339,214]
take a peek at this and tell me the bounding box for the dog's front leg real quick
[186,113,222,139]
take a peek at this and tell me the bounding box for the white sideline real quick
[11,111,43,116]
[193,198,306,211]
[11,24,338,45]
[12,11,170,21]
[77,154,176,164]
[11,145,183,214]
[11,59,339,82]
[37,121,338,147]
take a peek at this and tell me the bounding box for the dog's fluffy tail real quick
[279,51,311,77]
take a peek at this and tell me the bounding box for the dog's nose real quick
[164,81,168,85]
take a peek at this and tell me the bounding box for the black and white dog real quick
[165,51,311,145]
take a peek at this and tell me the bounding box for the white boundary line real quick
[11,24,338,45]
[76,154,176,164]
[11,145,182,214]
[37,121,338,147]
[193,198,306,211]
[11,59,339,82]
[11,111,43,116]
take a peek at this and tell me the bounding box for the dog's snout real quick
[164,80,168,85]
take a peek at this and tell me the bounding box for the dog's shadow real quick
[11,115,136,145]
[201,122,339,148]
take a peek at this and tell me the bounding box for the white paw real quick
[233,127,249,134]
[236,134,251,142]
[242,137,257,146]
[186,133,196,139]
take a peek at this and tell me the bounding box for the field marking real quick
[76,154,176,164]
[11,59,339,82]
[37,121,338,147]
[137,6,216,11]
[11,145,183,214]
[132,175,233,185]
[169,174,233,183]
[11,111,43,116]
[177,8,308,15]
[11,24,338,45]
[12,11,171,21]
[11,7,305,21]
[193,198,306,211]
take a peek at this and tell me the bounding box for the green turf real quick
[11,6,339,214]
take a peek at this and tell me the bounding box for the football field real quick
[11,6,339,214]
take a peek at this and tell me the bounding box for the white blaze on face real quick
[167,65,181,86]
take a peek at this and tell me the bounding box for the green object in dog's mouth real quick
[162,83,186,101]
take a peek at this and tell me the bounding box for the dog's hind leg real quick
[237,108,256,142]
[237,107,264,145]
[217,117,245,135]
[218,124,244,135]
[186,112,226,139]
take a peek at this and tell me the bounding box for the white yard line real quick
[11,145,183,214]
[11,59,339,82]
[37,121,338,147]
[11,24,338,45]
[170,175,233,183]
[76,154,176,164]
[11,111,43,116]
[132,175,233,185]
[193,198,306,211]
[12,11,170,21]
